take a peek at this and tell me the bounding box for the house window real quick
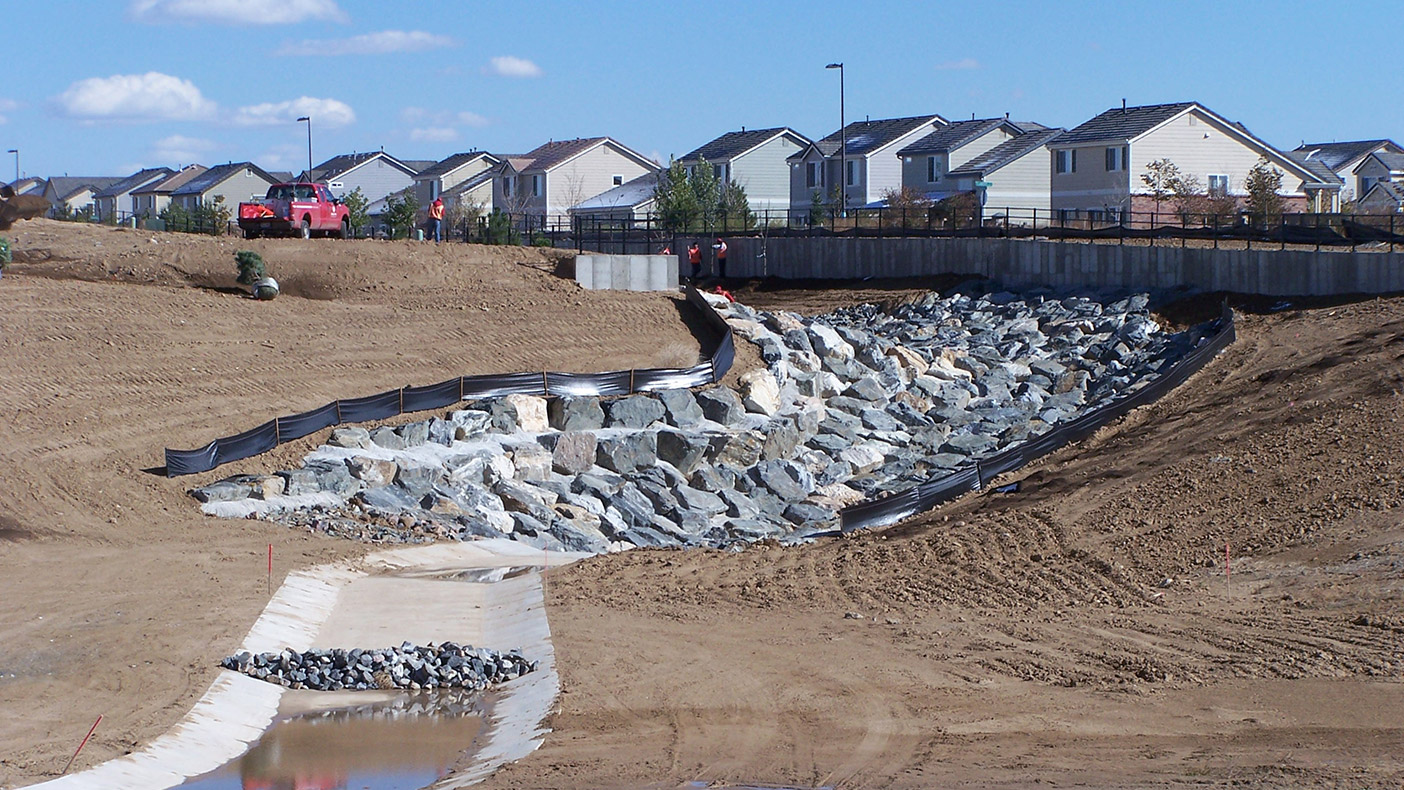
[613,174,623,186]
[807,162,821,188]
[503,176,515,197]
[927,156,940,183]
[1056,149,1076,174]
[846,159,857,186]
[531,174,543,198]
[1104,146,1127,171]
[1208,174,1229,197]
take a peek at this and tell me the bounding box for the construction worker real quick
[428,197,445,243]
[712,237,728,279]
[688,241,703,281]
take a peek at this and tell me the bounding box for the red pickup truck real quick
[238,182,350,239]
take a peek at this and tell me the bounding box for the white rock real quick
[502,394,548,433]
[808,323,853,360]
[837,445,885,475]
[738,369,781,416]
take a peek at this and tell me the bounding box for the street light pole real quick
[296,117,312,181]
[825,63,845,217]
[6,149,17,184]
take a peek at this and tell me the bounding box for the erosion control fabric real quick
[164,288,730,477]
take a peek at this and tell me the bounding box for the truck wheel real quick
[299,218,311,239]
[243,228,260,239]
[338,218,350,239]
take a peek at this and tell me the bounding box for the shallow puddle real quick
[389,565,535,583]
[177,689,491,790]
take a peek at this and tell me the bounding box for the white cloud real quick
[152,134,218,163]
[255,143,306,171]
[233,97,355,127]
[401,107,490,141]
[455,111,489,128]
[411,127,459,143]
[54,72,216,122]
[276,30,454,56]
[487,55,542,78]
[130,0,346,25]
[935,58,980,71]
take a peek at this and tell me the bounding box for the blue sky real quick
[2,0,1396,180]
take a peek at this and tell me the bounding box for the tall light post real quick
[6,149,16,184]
[825,63,845,217]
[296,117,312,181]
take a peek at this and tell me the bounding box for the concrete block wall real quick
[717,237,1404,297]
[574,254,679,292]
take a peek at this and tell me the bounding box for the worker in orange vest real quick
[687,241,702,281]
[712,237,728,279]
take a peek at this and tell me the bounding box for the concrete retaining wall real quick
[718,237,1404,297]
[574,254,678,291]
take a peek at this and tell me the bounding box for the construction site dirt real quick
[1,219,1401,789]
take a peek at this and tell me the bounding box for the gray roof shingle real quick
[170,162,277,196]
[1282,151,1345,185]
[571,171,659,211]
[1292,140,1401,171]
[948,129,1065,177]
[46,176,124,200]
[93,167,175,199]
[898,118,1021,156]
[811,115,946,157]
[1055,102,1195,145]
[680,127,807,163]
[416,151,496,180]
[311,152,415,181]
[133,165,208,195]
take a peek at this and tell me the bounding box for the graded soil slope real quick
[477,293,1404,789]
[0,220,708,784]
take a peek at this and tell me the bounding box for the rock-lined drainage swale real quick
[222,641,537,692]
[194,289,1206,553]
[176,689,490,789]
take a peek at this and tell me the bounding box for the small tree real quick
[485,208,520,245]
[654,159,702,232]
[341,187,370,236]
[1171,173,1207,224]
[194,195,231,235]
[160,202,191,232]
[881,186,933,228]
[445,195,485,242]
[1141,158,1183,216]
[719,181,754,230]
[234,250,266,285]
[1244,157,1285,225]
[382,190,420,239]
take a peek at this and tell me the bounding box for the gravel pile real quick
[222,641,537,691]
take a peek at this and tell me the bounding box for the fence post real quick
[1281,215,1286,251]
[1392,213,1396,253]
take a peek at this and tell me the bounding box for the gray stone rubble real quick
[221,642,536,691]
[194,288,1200,552]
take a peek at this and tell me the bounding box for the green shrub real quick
[0,237,11,267]
[235,250,266,285]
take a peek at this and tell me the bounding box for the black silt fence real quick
[165,287,733,477]
[839,303,1237,532]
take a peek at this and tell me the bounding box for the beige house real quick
[896,118,1027,198]
[945,129,1065,218]
[788,114,947,211]
[677,127,810,213]
[493,137,657,227]
[92,167,173,222]
[1050,102,1339,220]
[1352,152,1404,202]
[169,162,279,213]
[41,176,122,217]
[413,151,500,208]
[131,165,208,218]
[1291,139,1403,203]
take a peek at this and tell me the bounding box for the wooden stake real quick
[267,544,273,596]
[1225,540,1232,591]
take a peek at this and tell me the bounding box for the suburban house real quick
[896,117,1028,200]
[41,176,122,217]
[1049,101,1340,220]
[677,127,811,213]
[308,151,420,204]
[1352,151,1404,203]
[1290,139,1404,203]
[945,128,1066,217]
[169,162,279,213]
[92,167,174,222]
[5,177,44,196]
[131,165,208,218]
[788,114,947,212]
[1357,180,1404,214]
[568,171,659,223]
[412,151,500,208]
[492,137,658,226]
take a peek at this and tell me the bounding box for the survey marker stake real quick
[60,714,102,775]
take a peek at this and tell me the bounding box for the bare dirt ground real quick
[2,219,1402,789]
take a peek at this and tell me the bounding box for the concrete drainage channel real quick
[35,287,1228,789]
[27,540,587,790]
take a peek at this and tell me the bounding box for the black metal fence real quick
[466,208,1404,255]
[164,287,735,477]
[838,303,1236,532]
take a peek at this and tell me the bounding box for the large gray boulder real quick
[607,395,666,429]
[595,432,658,474]
[548,397,605,432]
